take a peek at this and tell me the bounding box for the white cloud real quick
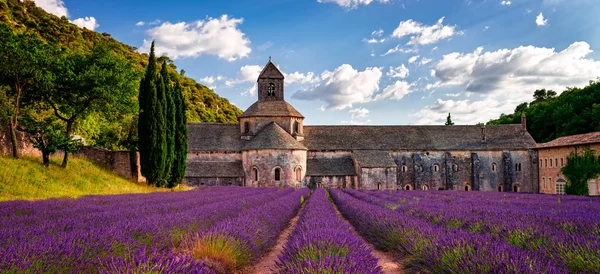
[387,64,409,78]
[408,55,420,63]
[372,29,384,37]
[285,71,318,85]
[421,41,600,124]
[139,15,251,61]
[258,41,273,51]
[292,64,382,109]
[341,119,372,125]
[392,17,462,46]
[241,83,257,96]
[483,26,490,31]
[135,19,161,27]
[374,81,413,101]
[70,17,99,30]
[26,0,68,17]
[238,65,262,82]
[317,0,390,9]
[413,98,502,124]
[200,76,217,85]
[501,1,511,5]
[419,57,432,65]
[363,38,386,44]
[536,13,548,26]
[445,93,461,97]
[381,45,418,56]
[349,108,370,119]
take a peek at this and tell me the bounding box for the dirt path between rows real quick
[240,207,303,274]
[332,202,405,274]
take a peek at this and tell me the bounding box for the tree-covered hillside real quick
[0,0,241,149]
[487,80,600,143]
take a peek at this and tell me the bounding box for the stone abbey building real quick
[185,60,539,192]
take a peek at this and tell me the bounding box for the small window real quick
[252,167,258,181]
[402,165,408,173]
[293,121,299,133]
[267,83,275,96]
[422,185,429,191]
[555,158,558,167]
[513,184,520,192]
[491,163,497,172]
[377,183,382,190]
[244,121,250,133]
[560,158,564,167]
[497,185,503,192]
[545,159,548,168]
[556,182,566,195]
[542,177,546,189]
[404,184,412,190]
[433,164,440,172]
[515,163,522,172]
[452,164,458,172]
[295,167,302,182]
[464,185,471,191]
[274,168,281,181]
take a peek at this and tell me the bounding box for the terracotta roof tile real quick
[240,101,304,118]
[537,131,600,148]
[353,150,396,168]
[243,122,307,150]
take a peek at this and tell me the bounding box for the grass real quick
[0,155,161,202]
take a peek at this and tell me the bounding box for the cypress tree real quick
[161,61,176,185]
[169,80,188,187]
[153,69,168,187]
[138,41,166,186]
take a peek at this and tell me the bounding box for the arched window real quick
[433,164,440,172]
[422,185,429,191]
[452,164,458,172]
[513,184,520,192]
[491,163,497,172]
[404,184,413,190]
[252,167,259,181]
[377,183,382,190]
[515,163,522,172]
[244,121,250,133]
[545,159,548,168]
[555,158,558,167]
[267,83,275,96]
[295,167,302,182]
[402,165,408,173]
[274,168,282,181]
[293,121,299,134]
[561,158,564,167]
[464,185,471,191]
[542,177,546,189]
[497,185,503,192]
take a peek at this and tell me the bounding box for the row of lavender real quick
[275,188,381,273]
[0,187,307,273]
[357,189,600,273]
[330,189,567,273]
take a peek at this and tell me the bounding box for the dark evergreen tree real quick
[169,80,188,188]
[153,66,168,187]
[445,113,454,125]
[161,61,176,184]
[138,41,166,186]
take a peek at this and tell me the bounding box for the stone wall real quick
[185,177,243,187]
[0,127,41,157]
[360,167,397,190]
[538,144,600,195]
[74,146,143,182]
[242,149,307,188]
[304,175,357,189]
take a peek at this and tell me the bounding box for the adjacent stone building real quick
[185,60,539,192]
[537,132,600,196]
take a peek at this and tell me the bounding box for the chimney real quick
[521,112,527,130]
[481,125,487,142]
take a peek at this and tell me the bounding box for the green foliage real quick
[1,0,241,151]
[169,81,188,188]
[138,42,166,187]
[561,149,600,196]
[445,113,454,126]
[19,113,81,166]
[488,80,600,142]
[161,61,176,184]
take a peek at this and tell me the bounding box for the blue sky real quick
[36,0,600,125]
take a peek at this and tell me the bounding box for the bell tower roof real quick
[258,58,284,80]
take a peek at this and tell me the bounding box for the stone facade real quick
[537,132,600,196]
[184,60,540,193]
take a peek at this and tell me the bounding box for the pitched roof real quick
[243,122,307,150]
[258,60,284,79]
[306,157,356,176]
[302,125,536,151]
[240,101,304,118]
[185,161,244,178]
[537,131,600,149]
[353,150,396,168]
[187,123,243,152]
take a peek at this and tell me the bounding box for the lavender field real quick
[1,187,598,273]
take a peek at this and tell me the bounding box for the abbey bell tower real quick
[257,58,285,101]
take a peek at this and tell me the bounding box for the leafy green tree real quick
[169,80,188,188]
[532,89,557,104]
[445,113,454,125]
[19,110,82,167]
[138,41,167,187]
[0,24,50,159]
[562,149,600,196]
[161,61,176,183]
[38,43,138,167]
